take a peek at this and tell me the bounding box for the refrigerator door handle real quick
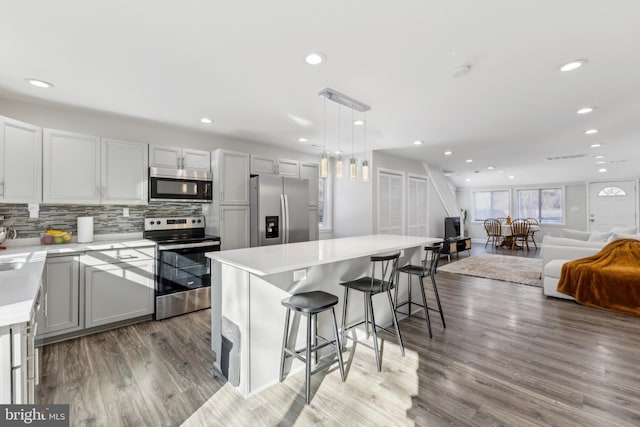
[280,194,287,243]
[284,194,290,243]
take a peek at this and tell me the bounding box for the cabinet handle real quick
[117,254,137,260]
[0,181,4,197]
[35,348,39,386]
[44,292,48,318]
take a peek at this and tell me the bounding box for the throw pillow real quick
[608,232,640,242]
[587,231,613,242]
[611,225,638,234]
[561,229,591,241]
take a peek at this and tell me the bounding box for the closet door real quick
[377,169,405,235]
[407,175,428,236]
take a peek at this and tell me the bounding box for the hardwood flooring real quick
[39,246,640,426]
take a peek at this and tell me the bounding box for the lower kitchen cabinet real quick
[40,255,82,338]
[84,259,154,328]
[220,205,250,250]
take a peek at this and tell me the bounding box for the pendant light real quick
[335,105,343,179]
[349,109,357,181]
[361,112,369,182]
[320,97,329,178]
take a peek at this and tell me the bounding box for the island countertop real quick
[206,234,443,276]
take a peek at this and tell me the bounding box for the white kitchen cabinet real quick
[299,162,319,206]
[250,155,299,177]
[0,116,42,203]
[40,255,82,338]
[150,145,210,171]
[84,247,155,328]
[101,137,149,204]
[43,128,101,204]
[213,149,250,205]
[220,205,250,250]
[309,207,319,241]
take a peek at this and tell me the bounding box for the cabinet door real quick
[299,163,319,206]
[43,129,101,204]
[277,158,299,177]
[250,155,276,175]
[0,327,10,403]
[0,117,42,203]
[182,148,211,171]
[102,138,148,204]
[220,205,250,250]
[308,207,319,241]
[149,145,182,169]
[85,259,154,328]
[40,255,81,337]
[218,150,249,205]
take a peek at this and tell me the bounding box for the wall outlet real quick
[400,249,405,257]
[123,207,130,217]
[293,269,307,281]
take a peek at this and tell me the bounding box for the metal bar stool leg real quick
[431,275,446,328]
[305,313,312,404]
[408,275,412,316]
[364,293,370,338]
[330,307,346,382]
[340,287,349,350]
[314,313,319,364]
[367,293,381,372]
[387,289,405,356]
[279,307,291,382]
[418,276,433,338]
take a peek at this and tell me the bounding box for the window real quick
[472,190,510,221]
[517,188,563,223]
[407,175,428,236]
[318,176,331,230]
[598,186,626,197]
[378,169,405,234]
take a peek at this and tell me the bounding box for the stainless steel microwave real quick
[149,167,213,203]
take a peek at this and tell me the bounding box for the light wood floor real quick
[39,246,640,426]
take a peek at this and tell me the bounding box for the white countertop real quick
[0,237,156,327]
[207,234,443,276]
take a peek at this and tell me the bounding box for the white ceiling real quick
[1,1,640,188]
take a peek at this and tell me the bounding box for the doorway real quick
[588,180,638,232]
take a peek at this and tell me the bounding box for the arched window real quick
[598,186,626,197]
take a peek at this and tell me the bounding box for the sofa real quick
[541,226,639,300]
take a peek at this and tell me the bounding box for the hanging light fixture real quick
[336,105,343,179]
[320,97,329,178]
[361,112,369,182]
[349,109,357,181]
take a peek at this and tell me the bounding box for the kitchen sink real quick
[0,259,26,271]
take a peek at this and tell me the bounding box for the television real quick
[444,216,461,240]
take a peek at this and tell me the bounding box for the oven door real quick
[149,176,212,203]
[156,241,220,296]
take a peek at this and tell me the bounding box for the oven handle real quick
[158,241,221,250]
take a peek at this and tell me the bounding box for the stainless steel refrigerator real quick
[250,175,310,246]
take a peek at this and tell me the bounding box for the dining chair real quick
[509,219,530,250]
[526,218,539,248]
[483,218,503,248]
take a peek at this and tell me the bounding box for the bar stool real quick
[279,290,345,404]
[395,244,446,338]
[340,252,403,372]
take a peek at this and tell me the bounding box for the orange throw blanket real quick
[557,239,640,317]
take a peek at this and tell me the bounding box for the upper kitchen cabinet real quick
[213,149,250,205]
[101,138,148,204]
[43,129,101,204]
[299,162,319,206]
[0,116,42,203]
[250,155,299,177]
[150,145,210,171]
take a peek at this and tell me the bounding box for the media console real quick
[440,236,471,261]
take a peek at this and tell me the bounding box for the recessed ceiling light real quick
[25,78,54,88]
[559,59,587,72]
[465,159,473,163]
[200,117,213,124]
[451,65,472,77]
[443,150,453,156]
[353,120,365,126]
[585,129,599,135]
[305,53,325,65]
[413,140,424,145]
[310,144,323,148]
[487,166,495,170]
[577,107,596,115]
[498,170,505,173]
[590,143,602,148]
[596,161,607,164]
[508,175,515,179]
[594,155,605,159]
[298,137,308,142]
[443,172,452,177]
[465,178,471,182]
[598,168,607,173]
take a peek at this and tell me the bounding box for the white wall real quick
[332,154,373,238]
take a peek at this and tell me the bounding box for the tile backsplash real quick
[0,203,203,239]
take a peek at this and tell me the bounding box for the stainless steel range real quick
[143,216,220,320]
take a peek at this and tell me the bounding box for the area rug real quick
[438,254,543,287]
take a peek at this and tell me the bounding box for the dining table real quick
[497,222,540,249]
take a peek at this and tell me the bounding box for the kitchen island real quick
[206,234,442,396]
